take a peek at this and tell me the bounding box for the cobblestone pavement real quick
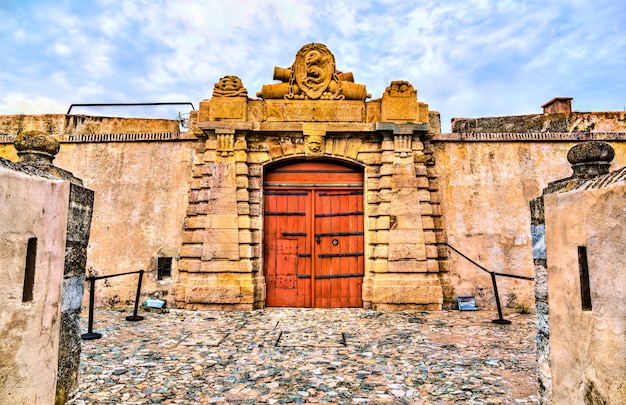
[73,308,539,405]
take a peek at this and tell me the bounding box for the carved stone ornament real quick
[385,80,417,98]
[293,44,335,99]
[256,43,371,101]
[305,133,325,157]
[213,76,248,98]
[217,133,235,157]
[394,135,412,157]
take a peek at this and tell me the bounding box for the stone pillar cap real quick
[567,141,614,179]
[14,130,60,163]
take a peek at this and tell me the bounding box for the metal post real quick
[126,270,145,322]
[491,272,511,325]
[81,276,102,340]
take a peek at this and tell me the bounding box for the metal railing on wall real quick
[446,243,534,324]
[81,270,145,340]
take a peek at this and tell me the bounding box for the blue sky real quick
[1,0,625,132]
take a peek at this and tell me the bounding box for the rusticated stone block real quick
[387,260,428,273]
[206,215,239,229]
[357,152,382,165]
[201,243,239,261]
[366,191,381,204]
[371,285,442,304]
[388,243,426,261]
[427,259,440,273]
[249,176,262,190]
[247,151,271,164]
[391,176,417,188]
[424,231,436,244]
[374,230,389,244]
[199,260,241,273]
[377,216,391,230]
[388,228,422,244]
[236,189,249,202]
[238,230,252,244]
[182,230,204,244]
[239,245,253,259]
[236,175,249,189]
[381,150,395,163]
[416,177,429,188]
[421,217,435,230]
[238,215,251,229]
[422,245,439,261]
[237,202,250,215]
[419,202,433,215]
[373,244,389,258]
[204,228,238,243]
[372,259,388,273]
[418,189,431,202]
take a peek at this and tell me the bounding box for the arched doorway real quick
[263,161,364,307]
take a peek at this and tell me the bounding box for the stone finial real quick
[567,141,614,178]
[14,130,60,167]
[212,76,248,98]
[384,80,417,98]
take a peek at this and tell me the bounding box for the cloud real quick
[1,0,624,131]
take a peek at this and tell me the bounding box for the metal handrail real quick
[67,102,195,115]
[446,243,533,324]
[81,270,145,340]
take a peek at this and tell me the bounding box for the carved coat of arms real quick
[256,43,370,101]
[293,44,335,100]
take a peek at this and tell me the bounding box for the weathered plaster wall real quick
[0,161,70,404]
[0,114,180,137]
[53,139,197,307]
[452,111,626,133]
[0,114,197,308]
[433,140,626,309]
[544,170,626,404]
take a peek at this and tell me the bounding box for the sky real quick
[1,0,625,132]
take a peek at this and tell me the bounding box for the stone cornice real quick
[433,132,626,142]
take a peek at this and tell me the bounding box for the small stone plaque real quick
[456,296,478,311]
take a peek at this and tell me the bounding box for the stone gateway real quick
[178,43,448,310]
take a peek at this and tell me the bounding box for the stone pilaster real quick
[178,128,262,309]
[367,126,443,310]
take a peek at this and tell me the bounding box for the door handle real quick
[316,237,321,244]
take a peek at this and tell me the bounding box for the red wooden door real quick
[314,190,364,307]
[264,162,363,308]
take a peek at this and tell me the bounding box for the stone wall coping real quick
[433,132,626,142]
[0,131,194,144]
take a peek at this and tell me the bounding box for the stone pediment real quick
[199,43,430,127]
[256,43,371,101]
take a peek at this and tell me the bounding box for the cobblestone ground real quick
[73,308,539,405]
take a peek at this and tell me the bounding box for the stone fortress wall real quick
[1,48,625,311]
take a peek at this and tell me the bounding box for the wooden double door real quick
[263,162,364,307]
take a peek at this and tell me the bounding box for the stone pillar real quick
[13,131,94,405]
[367,124,443,310]
[530,141,614,404]
[178,128,261,309]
